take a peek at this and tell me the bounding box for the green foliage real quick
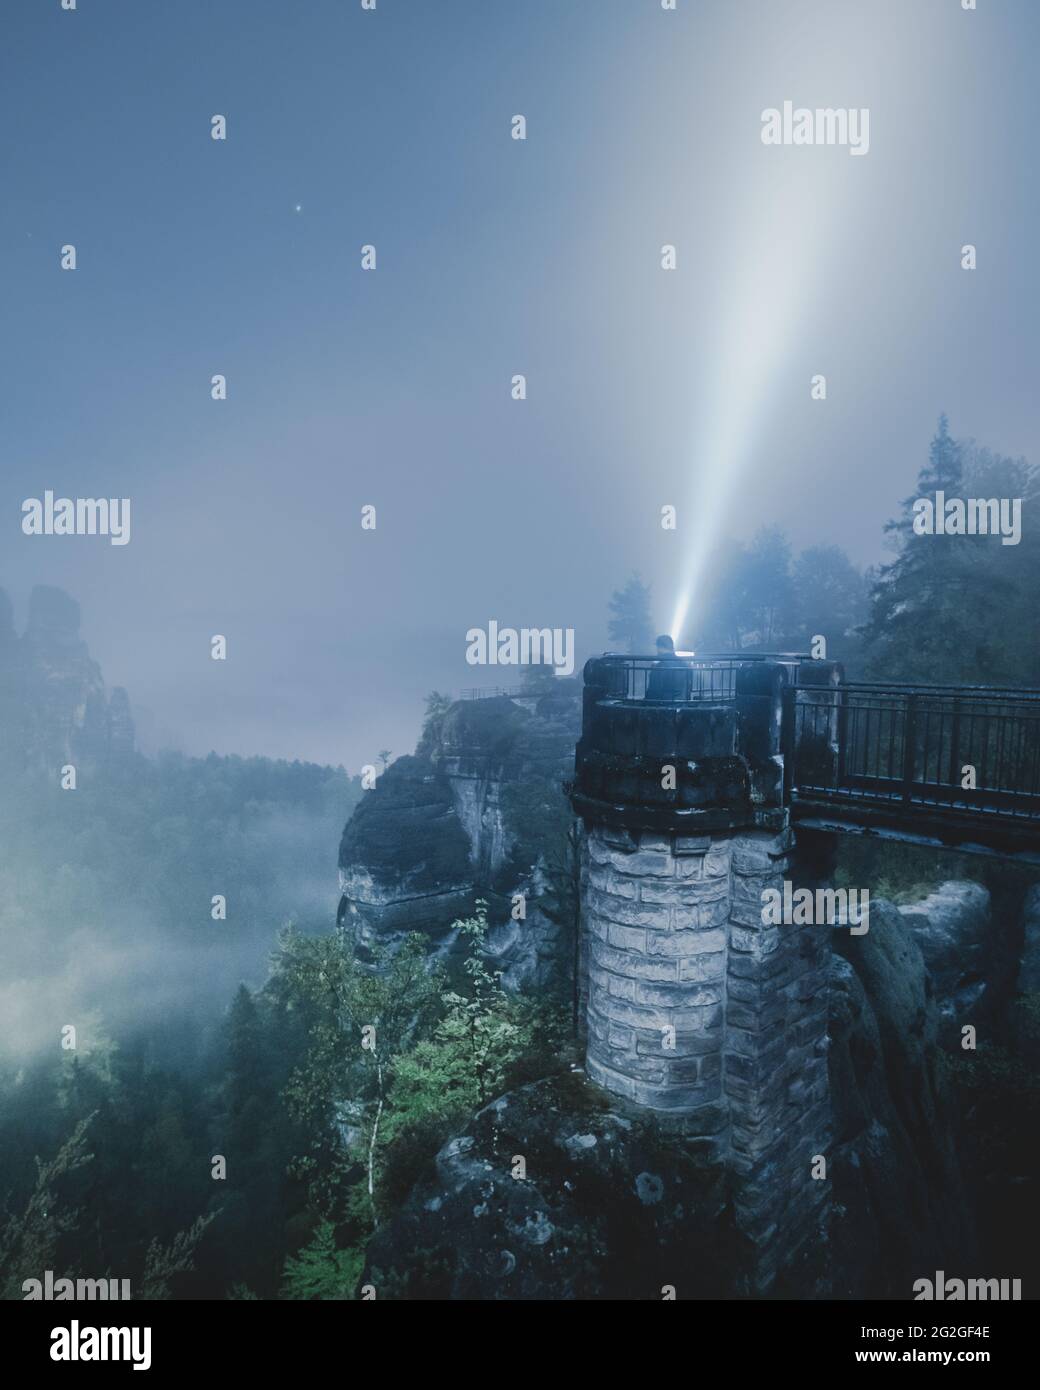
[834,837,984,905]
[0,1116,94,1301]
[279,1220,364,1300]
[275,899,549,1234]
[0,970,311,1301]
[3,412,1037,1308]
[378,903,560,1209]
[139,1214,216,1301]
[384,902,523,1131]
[277,925,443,1221]
[416,691,453,757]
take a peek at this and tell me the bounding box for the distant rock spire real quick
[0,585,135,769]
[25,584,83,645]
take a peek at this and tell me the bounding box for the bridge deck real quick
[786,680,1040,859]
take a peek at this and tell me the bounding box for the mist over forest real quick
[2,418,1039,1302]
[3,0,1040,1332]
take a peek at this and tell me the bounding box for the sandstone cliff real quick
[0,584,135,771]
[337,689,580,990]
[361,892,975,1299]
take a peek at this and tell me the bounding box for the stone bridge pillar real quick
[570,653,840,1291]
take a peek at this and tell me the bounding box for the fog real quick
[3,0,1037,770]
[0,755,359,1061]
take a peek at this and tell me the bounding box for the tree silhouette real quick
[607,573,654,653]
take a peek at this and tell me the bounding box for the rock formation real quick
[337,689,580,990]
[346,671,994,1298]
[363,895,971,1300]
[897,881,993,1041]
[0,584,135,771]
[363,1072,747,1300]
[829,900,974,1297]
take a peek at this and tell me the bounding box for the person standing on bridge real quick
[646,634,687,701]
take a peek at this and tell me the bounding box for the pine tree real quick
[279,1220,363,1300]
[139,1215,215,1300]
[607,574,655,653]
[0,1116,95,1300]
[861,416,1016,683]
[225,985,264,1120]
[791,545,867,657]
[742,527,795,648]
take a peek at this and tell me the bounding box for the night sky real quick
[3,0,1037,766]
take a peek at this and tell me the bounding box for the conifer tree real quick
[607,573,655,653]
[861,416,1016,683]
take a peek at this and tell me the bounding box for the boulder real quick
[364,899,976,1300]
[337,694,580,990]
[362,1072,746,1300]
[898,881,991,1035]
[830,899,974,1296]
[338,754,474,960]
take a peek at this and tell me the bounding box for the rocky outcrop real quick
[337,692,580,988]
[0,584,135,771]
[338,752,475,961]
[364,895,973,1300]
[362,1072,748,1300]
[346,695,993,1298]
[829,899,974,1297]
[898,881,992,1040]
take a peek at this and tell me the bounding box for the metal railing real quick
[788,683,1040,823]
[458,685,533,700]
[586,654,802,704]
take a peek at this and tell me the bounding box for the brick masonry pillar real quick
[583,823,730,1127]
[725,828,832,1291]
[579,821,832,1289]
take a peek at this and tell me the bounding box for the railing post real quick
[948,697,961,796]
[902,693,918,803]
[836,686,849,789]
[781,683,796,804]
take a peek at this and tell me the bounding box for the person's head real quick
[655,634,675,656]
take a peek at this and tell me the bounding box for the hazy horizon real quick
[4,0,1038,768]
